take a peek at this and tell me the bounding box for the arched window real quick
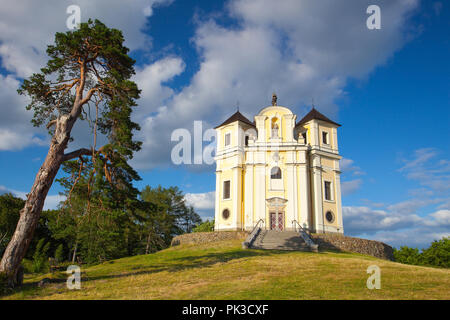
[271,166,282,179]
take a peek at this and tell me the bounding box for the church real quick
[214,95,344,234]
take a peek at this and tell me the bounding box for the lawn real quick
[2,239,449,300]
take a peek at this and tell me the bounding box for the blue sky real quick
[0,0,448,248]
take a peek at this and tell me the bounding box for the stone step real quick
[249,229,315,252]
[251,245,312,251]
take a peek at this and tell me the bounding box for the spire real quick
[272,93,277,106]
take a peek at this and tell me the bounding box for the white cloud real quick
[0,74,47,150]
[185,191,215,211]
[0,0,173,77]
[0,0,420,167]
[0,0,174,151]
[0,185,64,210]
[343,202,450,248]
[133,0,419,169]
[341,179,363,195]
[340,158,365,176]
[42,194,66,211]
[399,148,450,193]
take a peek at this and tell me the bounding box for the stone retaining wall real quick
[171,231,394,261]
[171,231,249,246]
[311,234,394,260]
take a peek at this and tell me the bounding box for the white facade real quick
[214,101,344,234]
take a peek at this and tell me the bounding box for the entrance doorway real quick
[270,212,284,231]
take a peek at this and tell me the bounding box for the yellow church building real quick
[214,95,344,234]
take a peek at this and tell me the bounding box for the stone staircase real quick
[250,230,314,251]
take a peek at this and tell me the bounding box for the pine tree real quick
[0,19,141,286]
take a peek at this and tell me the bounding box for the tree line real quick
[393,238,449,268]
[0,178,203,271]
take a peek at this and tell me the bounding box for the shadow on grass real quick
[83,248,290,283]
[0,247,291,298]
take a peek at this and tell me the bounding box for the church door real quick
[270,212,284,231]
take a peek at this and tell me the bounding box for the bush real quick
[54,244,65,263]
[421,237,450,268]
[32,238,50,273]
[0,272,9,294]
[192,220,214,233]
[393,237,449,268]
[393,246,421,265]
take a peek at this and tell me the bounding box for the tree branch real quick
[62,148,93,162]
[46,120,57,129]
[62,145,106,162]
[79,87,99,107]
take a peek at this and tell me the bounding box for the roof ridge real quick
[215,110,256,129]
[296,108,341,127]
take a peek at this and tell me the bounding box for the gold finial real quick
[272,93,277,106]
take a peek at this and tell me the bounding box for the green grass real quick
[1,240,449,300]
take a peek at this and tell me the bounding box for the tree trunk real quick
[72,242,78,263]
[145,231,152,255]
[0,115,72,287]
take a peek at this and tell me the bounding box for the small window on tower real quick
[302,132,307,143]
[324,181,332,201]
[225,133,231,146]
[223,180,231,199]
[322,131,329,145]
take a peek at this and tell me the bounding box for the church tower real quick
[214,96,344,234]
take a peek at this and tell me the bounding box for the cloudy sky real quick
[0,0,448,248]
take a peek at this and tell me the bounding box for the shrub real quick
[32,238,50,273]
[192,220,214,233]
[393,237,449,268]
[421,237,450,268]
[54,244,65,263]
[393,246,422,265]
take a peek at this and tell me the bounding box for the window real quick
[271,167,282,179]
[325,211,335,223]
[245,135,249,146]
[324,181,332,201]
[322,131,329,144]
[223,180,231,199]
[225,133,231,146]
[302,132,307,143]
[222,209,230,220]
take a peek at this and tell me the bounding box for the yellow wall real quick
[321,166,338,227]
[318,123,335,149]
[215,106,342,233]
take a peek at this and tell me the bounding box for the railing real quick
[242,219,265,249]
[292,220,319,252]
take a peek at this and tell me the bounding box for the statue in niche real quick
[272,124,279,138]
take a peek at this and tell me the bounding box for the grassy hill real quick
[2,239,449,300]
